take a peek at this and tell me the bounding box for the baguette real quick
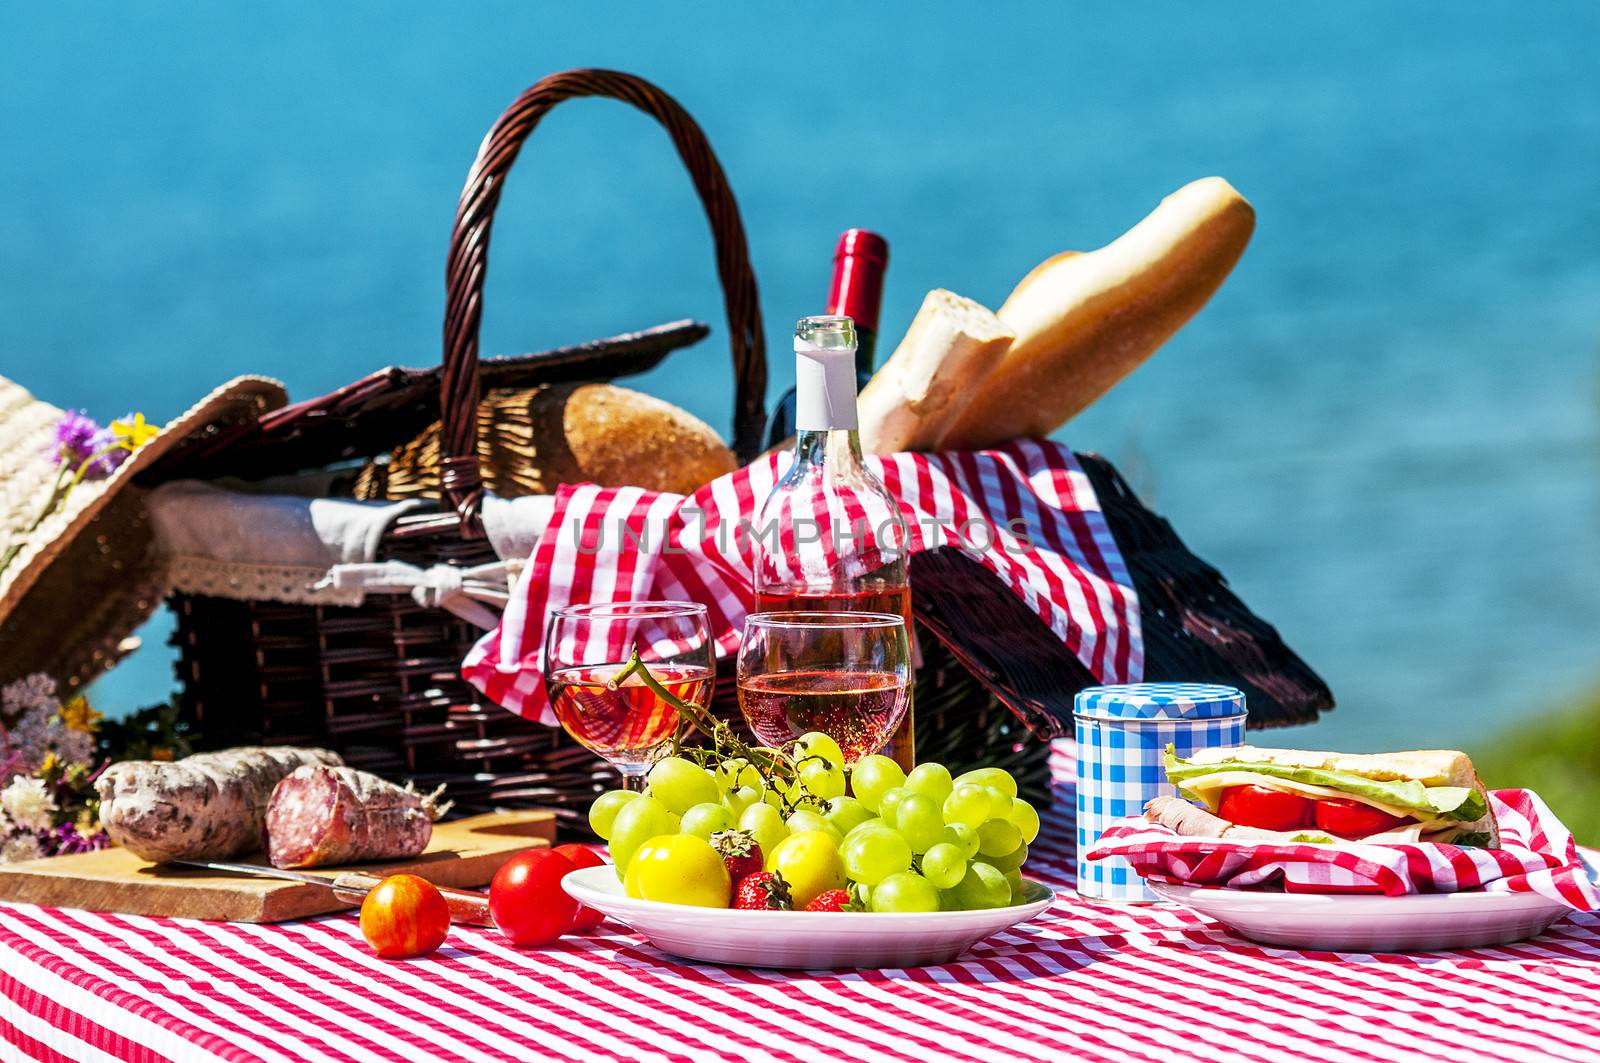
[936,177,1255,449]
[858,290,1014,454]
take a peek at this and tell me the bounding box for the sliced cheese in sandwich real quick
[1164,745,1499,847]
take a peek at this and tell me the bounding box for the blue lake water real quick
[2,3,1597,751]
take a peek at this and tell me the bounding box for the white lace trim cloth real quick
[163,553,527,628]
[165,554,370,606]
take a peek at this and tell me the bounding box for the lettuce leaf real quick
[1425,787,1486,823]
[1165,748,1484,821]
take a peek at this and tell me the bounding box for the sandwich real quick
[1144,745,1499,847]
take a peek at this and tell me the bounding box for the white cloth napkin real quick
[147,481,555,628]
[149,480,424,568]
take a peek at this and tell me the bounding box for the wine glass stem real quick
[618,768,648,793]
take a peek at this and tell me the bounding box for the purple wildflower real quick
[53,410,100,465]
[50,410,126,479]
[39,822,109,858]
[2,673,56,717]
[90,426,130,476]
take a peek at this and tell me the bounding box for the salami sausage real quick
[265,765,445,869]
[96,747,343,863]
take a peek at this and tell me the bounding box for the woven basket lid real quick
[1074,682,1247,721]
[0,373,287,692]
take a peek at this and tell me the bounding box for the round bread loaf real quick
[358,382,737,500]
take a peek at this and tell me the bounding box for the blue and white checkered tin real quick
[1075,683,1247,902]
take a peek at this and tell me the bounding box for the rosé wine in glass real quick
[735,611,910,766]
[543,601,713,790]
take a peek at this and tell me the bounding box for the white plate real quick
[563,865,1055,969]
[1149,881,1576,952]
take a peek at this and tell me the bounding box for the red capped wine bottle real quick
[765,229,889,448]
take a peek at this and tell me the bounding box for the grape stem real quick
[606,645,816,812]
[606,645,717,733]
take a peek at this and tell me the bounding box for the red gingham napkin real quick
[1086,788,1600,911]
[462,440,1141,725]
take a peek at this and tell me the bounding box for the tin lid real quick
[1074,682,1247,721]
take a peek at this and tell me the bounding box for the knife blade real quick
[174,860,344,887]
[172,860,495,927]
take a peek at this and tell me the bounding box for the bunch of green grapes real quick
[587,731,1040,913]
[587,732,846,876]
[836,756,1038,912]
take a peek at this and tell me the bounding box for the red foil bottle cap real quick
[827,229,889,334]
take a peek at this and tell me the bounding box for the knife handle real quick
[330,872,496,928]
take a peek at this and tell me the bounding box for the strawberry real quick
[804,889,852,913]
[732,871,792,911]
[710,829,764,885]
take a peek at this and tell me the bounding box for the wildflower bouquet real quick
[0,673,110,863]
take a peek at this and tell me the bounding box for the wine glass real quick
[544,601,714,790]
[735,611,911,765]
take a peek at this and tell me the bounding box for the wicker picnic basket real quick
[161,69,1332,830]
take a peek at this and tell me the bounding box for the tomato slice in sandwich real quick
[1312,798,1411,838]
[1217,785,1314,831]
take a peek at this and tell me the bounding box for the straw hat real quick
[0,373,287,691]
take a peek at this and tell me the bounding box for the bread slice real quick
[1183,745,1476,786]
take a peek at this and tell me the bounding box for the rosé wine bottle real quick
[750,315,914,769]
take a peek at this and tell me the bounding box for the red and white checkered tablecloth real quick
[3,745,1599,1063]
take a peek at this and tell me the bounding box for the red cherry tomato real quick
[359,873,450,959]
[490,849,579,947]
[1313,798,1411,838]
[553,843,606,932]
[1217,785,1315,831]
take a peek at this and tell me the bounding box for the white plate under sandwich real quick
[563,865,1054,969]
[1149,878,1584,952]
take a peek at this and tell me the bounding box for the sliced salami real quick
[96,746,343,863]
[265,765,445,869]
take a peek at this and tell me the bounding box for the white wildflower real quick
[0,776,56,831]
[0,832,44,864]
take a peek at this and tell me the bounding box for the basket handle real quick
[441,68,767,537]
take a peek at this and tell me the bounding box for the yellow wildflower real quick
[111,412,159,449]
[37,752,59,777]
[59,695,102,734]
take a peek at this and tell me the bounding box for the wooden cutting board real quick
[0,810,555,923]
